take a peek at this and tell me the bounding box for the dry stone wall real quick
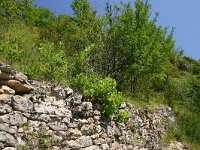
[0,63,187,150]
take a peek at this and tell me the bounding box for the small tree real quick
[100,0,175,94]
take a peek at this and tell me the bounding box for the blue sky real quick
[34,0,200,60]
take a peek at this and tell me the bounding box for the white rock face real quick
[0,62,187,150]
[1,86,15,95]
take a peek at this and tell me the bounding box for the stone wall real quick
[0,63,186,150]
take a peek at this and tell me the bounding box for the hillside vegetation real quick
[0,0,200,149]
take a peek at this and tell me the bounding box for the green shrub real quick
[72,73,98,96]
[103,91,123,117]
[176,111,200,144]
[0,23,39,66]
[70,45,123,117]
[72,73,123,117]
[24,63,40,79]
[24,41,67,81]
[69,44,95,77]
[117,109,129,123]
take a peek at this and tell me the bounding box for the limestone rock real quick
[33,103,48,114]
[61,117,70,124]
[77,136,93,148]
[66,128,82,139]
[166,141,188,150]
[55,108,72,118]
[38,114,51,122]
[12,71,28,83]
[82,102,93,110]
[0,94,12,104]
[93,138,105,145]
[0,123,17,134]
[1,86,15,95]
[111,142,127,150]
[0,80,32,94]
[0,63,28,83]
[68,92,82,105]
[0,132,16,147]
[101,144,110,150]
[0,112,27,126]
[82,145,101,150]
[12,95,33,112]
[68,122,78,128]
[52,86,66,99]
[0,71,13,80]
[48,121,68,131]
[0,103,12,114]
[120,102,127,109]
[52,99,66,107]
[62,140,81,149]
[27,120,40,128]
[91,134,99,139]
[81,124,95,135]
[0,63,12,73]
[62,140,80,149]
[79,119,89,125]
[2,147,17,150]
[65,87,73,96]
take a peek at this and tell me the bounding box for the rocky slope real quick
[0,62,187,150]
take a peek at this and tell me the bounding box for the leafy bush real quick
[24,41,67,81]
[165,72,200,112]
[69,44,95,77]
[70,44,123,117]
[1,35,24,64]
[72,73,98,97]
[0,23,39,65]
[175,110,200,148]
[72,73,123,117]
[104,91,123,117]
[117,109,129,123]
